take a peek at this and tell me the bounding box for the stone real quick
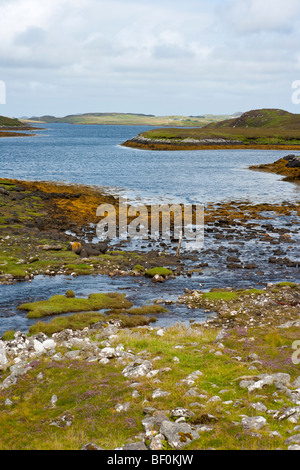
[152,389,170,399]
[42,339,56,350]
[149,433,165,450]
[273,407,300,422]
[115,402,131,413]
[160,420,199,449]
[284,434,300,446]
[51,395,58,406]
[81,443,104,450]
[171,408,195,420]
[0,341,7,370]
[241,416,267,431]
[142,412,170,436]
[122,360,152,378]
[33,339,45,355]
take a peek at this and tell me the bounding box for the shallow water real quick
[1,123,299,204]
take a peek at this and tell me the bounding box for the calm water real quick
[0,124,299,335]
[0,123,299,204]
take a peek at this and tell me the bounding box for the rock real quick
[156,329,165,337]
[152,274,165,283]
[159,420,199,449]
[251,402,267,413]
[0,340,7,370]
[115,402,131,413]
[241,416,267,431]
[292,376,300,389]
[284,434,300,446]
[149,433,165,450]
[273,407,300,422]
[42,339,56,350]
[33,339,45,355]
[152,389,170,399]
[100,347,116,358]
[142,412,170,437]
[122,360,152,378]
[171,408,195,420]
[51,395,58,406]
[122,442,148,451]
[81,443,104,450]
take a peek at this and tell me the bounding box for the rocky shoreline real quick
[122,135,300,152]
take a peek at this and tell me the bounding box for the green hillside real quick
[0,115,24,127]
[204,108,300,130]
[26,112,235,127]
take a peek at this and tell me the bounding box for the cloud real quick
[221,0,300,34]
[0,0,300,115]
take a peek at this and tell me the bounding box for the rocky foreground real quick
[0,283,299,450]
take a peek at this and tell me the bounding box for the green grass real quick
[145,267,173,278]
[0,322,298,449]
[18,293,133,318]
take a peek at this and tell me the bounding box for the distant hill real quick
[25,112,235,127]
[204,108,300,130]
[0,115,24,127]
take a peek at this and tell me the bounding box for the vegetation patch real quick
[18,293,133,318]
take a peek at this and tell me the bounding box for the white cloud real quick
[0,0,300,115]
[221,0,300,34]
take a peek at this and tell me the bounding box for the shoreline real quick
[122,140,300,152]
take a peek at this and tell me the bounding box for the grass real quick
[145,267,173,278]
[0,322,298,450]
[123,109,300,149]
[18,293,133,318]
[28,312,156,336]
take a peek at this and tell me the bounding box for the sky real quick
[0,0,300,117]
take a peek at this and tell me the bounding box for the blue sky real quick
[0,0,300,117]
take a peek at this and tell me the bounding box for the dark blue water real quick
[1,123,299,204]
[0,124,299,335]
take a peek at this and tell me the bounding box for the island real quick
[121,109,300,150]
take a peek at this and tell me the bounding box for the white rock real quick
[33,339,45,355]
[42,339,56,350]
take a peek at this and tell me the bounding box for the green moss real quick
[133,264,146,273]
[145,267,173,278]
[28,312,156,336]
[18,292,133,318]
[127,305,168,315]
[276,282,296,288]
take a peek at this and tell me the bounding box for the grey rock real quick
[152,389,170,399]
[122,442,148,451]
[273,406,300,421]
[142,412,170,436]
[122,360,152,378]
[0,340,7,370]
[115,402,131,413]
[241,416,267,431]
[149,433,165,450]
[160,420,199,449]
[284,434,300,446]
[171,408,195,419]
